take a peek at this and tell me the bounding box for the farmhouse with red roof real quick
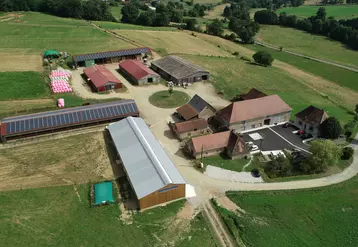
[119,60,160,85]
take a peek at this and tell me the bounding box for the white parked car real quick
[251,145,259,151]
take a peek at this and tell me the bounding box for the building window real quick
[251,124,255,129]
[241,121,246,124]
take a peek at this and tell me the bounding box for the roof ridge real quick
[127,117,172,185]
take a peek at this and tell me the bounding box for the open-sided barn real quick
[0,100,139,142]
[73,47,151,67]
[108,117,186,210]
[83,65,122,92]
[150,56,210,85]
[119,60,160,85]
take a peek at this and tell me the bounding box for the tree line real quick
[121,1,213,27]
[254,8,358,50]
[0,0,115,21]
[231,0,304,9]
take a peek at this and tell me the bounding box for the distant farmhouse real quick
[232,88,267,102]
[215,94,292,132]
[188,130,248,159]
[119,59,160,85]
[294,105,328,137]
[108,117,187,210]
[176,94,216,121]
[83,65,122,92]
[73,47,151,67]
[170,118,212,140]
[151,56,210,85]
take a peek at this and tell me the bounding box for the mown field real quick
[223,176,358,247]
[247,44,358,92]
[202,155,249,172]
[277,5,358,19]
[94,20,177,31]
[115,30,232,56]
[110,6,123,21]
[257,25,358,68]
[204,3,228,20]
[0,185,215,247]
[181,55,353,123]
[0,72,49,100]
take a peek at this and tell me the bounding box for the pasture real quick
[224,176,358,247]
[181,55,352,123]
[115,30,232,56]
[257,25,358,68]
[110,6,123,21]
[94,21,177,31]
[0,132,113,191]
[0,72,49,100]
[0,99,55,119]
[204,3,229,20]
[277,5,358,19]
[0,185,213,246]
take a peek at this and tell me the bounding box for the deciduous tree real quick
[253,51,274,66]
[320,117,342,139]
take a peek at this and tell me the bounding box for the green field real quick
[202,155,250,172]
[278,5,358,19]
[0,72,49,100]
[181,55,352,124]
[0,185,215,246]
[94,21,177,31]
[223,176,358,247]
[257,25,358,68]
[110,6,123,21]
[246,44,358,92]
[149,90,190,108]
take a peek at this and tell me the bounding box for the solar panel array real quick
[73,47,151,62]
[1,100,138,136]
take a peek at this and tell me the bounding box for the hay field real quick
[277,5,358,19]
[181,55,352,123]
[115,30,232,56]
[0,133,113,191]
[204,3,229,20]
[223,176,358,247]
[257,25,358,68]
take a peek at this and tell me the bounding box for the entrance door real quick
[264,119,271,125]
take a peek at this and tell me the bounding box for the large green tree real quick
[121,4,140,24]
[253,51,274,66]
[320,117,342,139]
[264,155,291,178]
[206,19,224,37]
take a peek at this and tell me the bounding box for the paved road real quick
[255,41,358,73]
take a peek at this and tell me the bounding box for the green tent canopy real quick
[44,50,59,58]
[93,182,114,206]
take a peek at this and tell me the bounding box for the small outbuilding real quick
[294,105,328,137]
[119,60,160,85]
[44,50,59,59]
[83,65,122,92]
[150,56,209,85]
[108,117,187,210]
[170,118,211,140]
[176,94,216,121]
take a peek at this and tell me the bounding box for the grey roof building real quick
[176,94,216,121]
[108,117,186,210]
[150,56,210,84]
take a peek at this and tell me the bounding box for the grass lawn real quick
[0,132,113,191]
[202,154,250,172]
[115,30,232,57]
[0,185,204,246]
[94,21,177,31]
[0,99,55,119]
[224,176,358,247]
[257,25,358,68]
[110,6,123,21]
[0,71,49,100]
[181,55,352,124]
[246,44,358,92]
[149,90,190,108]
[277,5,358,20]
[204,4,229,20]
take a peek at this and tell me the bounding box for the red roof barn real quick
[83,65,122,92]
[119,60,160,85]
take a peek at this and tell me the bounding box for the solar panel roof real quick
[73,47,151,62]
[1,100,139,136]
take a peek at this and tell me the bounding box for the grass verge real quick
[149,90,190,108]
[202,154,250,172]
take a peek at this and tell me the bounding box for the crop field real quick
[247,44,358,92]
[0,99,55,119]
[224,176,358,247]
[277,5,358,19]
[0,72,49,100]
[115,30,232,56]
[181,55,352,123]
[257,25,358,68]
[0,184,212,246]
[0,132,113,191]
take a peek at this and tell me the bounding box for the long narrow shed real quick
[83,65,122,92]
[108,117,186,210]
[0,100,139,142]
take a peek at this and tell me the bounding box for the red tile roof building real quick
[170,119,211,140]
[83,65,122,92]
[119,60,160,85]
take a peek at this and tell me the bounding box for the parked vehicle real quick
[251,168,261,178]
[251,145,259,151]
[282,122,290,128]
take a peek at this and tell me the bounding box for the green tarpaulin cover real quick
[44,50,59,57]
[94,182,114,205]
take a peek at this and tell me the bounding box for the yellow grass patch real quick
[204,4,229,20]
[114,30,232,57]
[0,53,43,72]
[0,99,55,118]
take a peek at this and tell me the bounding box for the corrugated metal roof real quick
[119,60,159,80]
[84,65,121,88]
[73,47,151,62]
[108,117,186,199]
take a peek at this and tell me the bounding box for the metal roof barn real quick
[83,65,122,92]
[73,47,151,63]
[0,100,139,141]
[108,117,186,210]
